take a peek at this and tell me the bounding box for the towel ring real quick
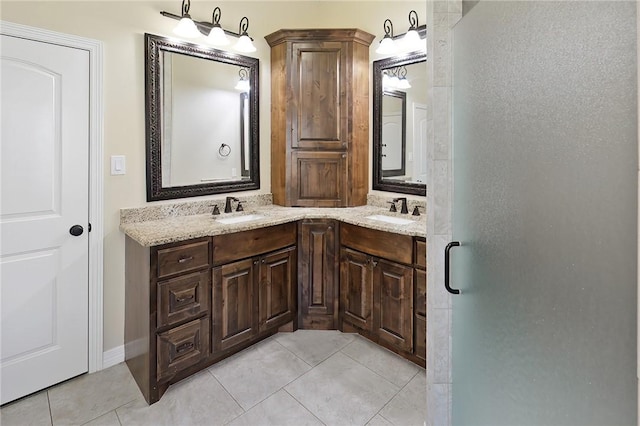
[218,143,231,157]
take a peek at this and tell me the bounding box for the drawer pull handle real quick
[178,256,194,264]
[176,342,194,353]
[176,294,195,303]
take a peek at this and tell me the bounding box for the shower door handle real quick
[445,241,461,295]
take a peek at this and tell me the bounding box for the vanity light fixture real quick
[375,10,427,56]
[396,66,412,90]
[206,7,230,46]
[375,19,397,54]
[161,3,257,53]
[172,0,201,39]
[235,68,251,91]
[402,11,424,52]
[383,67,411,91]
[234,17,257,53]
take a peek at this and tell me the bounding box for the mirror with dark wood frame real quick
[373,52,427,196]
[145,33,260,201]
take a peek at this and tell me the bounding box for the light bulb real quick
[207,26,230,46]
[235,79,251,92]
[402,29,424,52]
[396,78,411,90]
[173,16,201,39]
[376,36,397,55]
[235,34,257,53]
[382,74,392,90]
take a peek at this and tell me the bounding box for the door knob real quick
[69,225,84,236]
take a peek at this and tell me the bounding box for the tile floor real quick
[1,330,426,426]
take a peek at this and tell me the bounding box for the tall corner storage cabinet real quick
[265,29,375,207]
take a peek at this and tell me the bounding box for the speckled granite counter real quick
[120,197,426,247]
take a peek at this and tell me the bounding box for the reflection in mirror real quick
[145,33,260,201]
[381,90,406,177]
[373,52,427,196]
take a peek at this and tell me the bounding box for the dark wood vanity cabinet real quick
[339,224,417,358]
[265,29,375,207]
[125,223,297,405]
[212,223,297,354]
[298,219,339,329]
[125,219,425,404]
[125,236,212,404]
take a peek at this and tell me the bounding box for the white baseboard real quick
[102,345,125,369]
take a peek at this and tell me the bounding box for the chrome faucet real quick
[224,196,239,213]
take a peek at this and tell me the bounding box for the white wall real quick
[1,1,426,352]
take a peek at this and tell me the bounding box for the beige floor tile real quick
[48,363,139,425]
[209,338,311,410]
[0,391,51,426]
[341,337,422,388]
[285,352,399,426]
[228,389,323,426]
[82,410,121,426]
[116,370,243,426]
[379,371,426,426]
[275,330,356,366]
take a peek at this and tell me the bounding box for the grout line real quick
[204,368,246,417]
[272,334,315,368]
[46,391,53,426]
[282,388,327,426]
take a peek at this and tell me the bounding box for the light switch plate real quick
[111,155,126,175]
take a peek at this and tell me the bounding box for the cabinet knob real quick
[254,260,259,265]
[371,260,378,268]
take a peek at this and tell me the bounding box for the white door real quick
[381,113,403,172]
[1,34,89,404]
[412,103,427,183]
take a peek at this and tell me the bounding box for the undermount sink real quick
[365,214,414,225]
[216,214,264,224]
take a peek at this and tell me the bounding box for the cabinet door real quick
[414,268,426,362]
[291,151,346,207]
[374,259,414,352]
[212,258,256,352]
[299,220,338,329]
[291,41,347,150]
[340,248,373,331]
[259,246,296,332]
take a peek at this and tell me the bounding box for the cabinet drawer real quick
[340,223,413,265]
[157,317,209,382]
[414,239,426,269]
[212,223,296,266]
[156,239,210,279]
[157,271,210,329]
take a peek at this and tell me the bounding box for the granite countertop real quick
[120,204,426,247]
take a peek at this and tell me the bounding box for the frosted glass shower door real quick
[451,2,637,424]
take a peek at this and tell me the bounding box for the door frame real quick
[1,20,105,373]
